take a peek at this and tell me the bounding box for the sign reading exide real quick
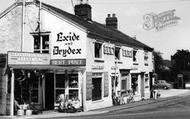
[52,31,86,59]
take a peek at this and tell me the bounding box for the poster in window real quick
[86,72,92,100]
[104,72,109,97]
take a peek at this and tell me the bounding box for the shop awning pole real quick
[10,68,15,116]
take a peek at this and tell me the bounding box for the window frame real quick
[115,47,121,60]
[144,51,149,66]
[133,50,137,62]
[31,79,40,103]
[91,73,103,101]
[32,32,50,54]
[94,42,103,59]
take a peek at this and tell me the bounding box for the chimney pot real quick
[106,13,118,29]
[74,2,92,20]
[112,13,116,17]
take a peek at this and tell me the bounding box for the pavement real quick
[2,89,190,119]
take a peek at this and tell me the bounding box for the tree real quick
[171,49,190,74]
[171,49,190,88]
[171,50,190,71]
[153,51,165,76]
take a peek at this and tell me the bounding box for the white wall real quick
[0,4,38,53]
[42,10,87,60]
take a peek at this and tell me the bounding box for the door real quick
[92,78,102,101]
[141,74,145,98]
[45,73,54,110]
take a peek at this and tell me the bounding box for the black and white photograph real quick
[0,0,190,119]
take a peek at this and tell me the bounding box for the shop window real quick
[55,74,65,98]
[69,74,78,88]
[94,42,102,58]
[69,90,78,100]
[115,47,120,60]
[31,79,40,103]
[56,74,65,88]
[14,70,41,104]
[68,74,79,99]
[55,89,65,99]
[33,35,49,53]
[92,77,102,101]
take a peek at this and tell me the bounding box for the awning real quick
[9,65,85,71]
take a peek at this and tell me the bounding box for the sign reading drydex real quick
[52,31,86,59]
[143,9,180,31]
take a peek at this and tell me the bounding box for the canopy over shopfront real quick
[7,51,85,115]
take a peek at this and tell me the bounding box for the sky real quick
[1,0,190,60]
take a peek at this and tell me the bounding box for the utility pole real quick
[38,1,42,53]
[21,0,25,52]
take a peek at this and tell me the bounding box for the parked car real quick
[155,80,172,89]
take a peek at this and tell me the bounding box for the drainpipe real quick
[10,68,15,116]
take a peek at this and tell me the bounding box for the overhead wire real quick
[90,0,190,5]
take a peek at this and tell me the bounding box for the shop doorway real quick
[45,73,54,110]
[131,74,138,95]
[92,78,102,101]
[140,73,145,98]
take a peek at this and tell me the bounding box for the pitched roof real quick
[41,2,153,51]
[0,0,153,51]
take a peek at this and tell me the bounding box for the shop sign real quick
[91,65,104,70]
[103,44,114,55]
[143,9,180,31]
[111,66,118,71]
[50,59,86,66]
[131,67,138,70]
[8,51,50,65]
[52,32,85,59]
[122,49,132,58]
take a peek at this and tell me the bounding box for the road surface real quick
[47,92,190,119]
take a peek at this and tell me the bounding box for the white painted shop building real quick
[0,0,154,116]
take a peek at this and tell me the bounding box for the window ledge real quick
[133,63,139,65]
[115,60,123,64]
[94,59,104,63]
[92,99,104,103]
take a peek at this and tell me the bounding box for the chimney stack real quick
[106,13,118,29]
[74,0,92,21]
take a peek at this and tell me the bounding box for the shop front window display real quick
[55,94,82,113]
[14,69,44,115]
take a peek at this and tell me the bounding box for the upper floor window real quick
[144,51,149,66]
[115,47,120,60]
[133,50,137,62]
[33,34,49,53]
[94,42,102,58]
